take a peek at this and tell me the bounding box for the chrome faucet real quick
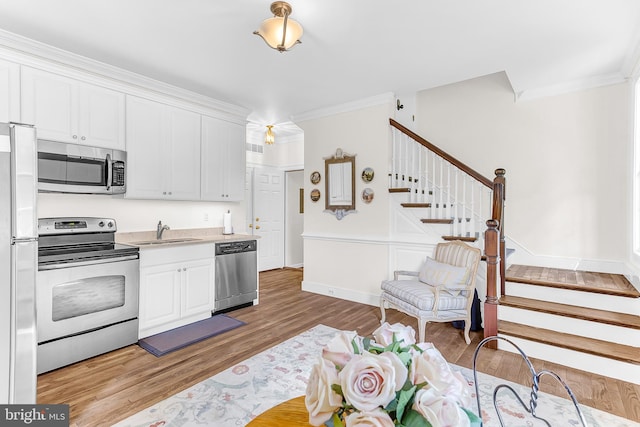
[157,221,170,240]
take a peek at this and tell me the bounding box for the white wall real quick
[285,170,304,267]
[299,100,394,304]
[38,193,247,234]
[416,72,630,262]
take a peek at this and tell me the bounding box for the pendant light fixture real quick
[254,1,303,52]
[265,125,275,145]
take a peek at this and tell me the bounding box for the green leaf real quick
[397,350,412,366]
[351,337,360,355]
[331,384,343,397]
[332,412,345,427]
[462,407,483,426]
[363,337,372,351]
[396,385,416,421]
[401,409,432,427]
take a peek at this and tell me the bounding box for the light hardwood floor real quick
[37,268,640,426]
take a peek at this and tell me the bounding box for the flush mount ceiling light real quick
[254,1,303,52]
[265,125,275,145]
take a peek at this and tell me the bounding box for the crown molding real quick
[514,72,627,102]
[0,29,250,120]
[291,92,395,123]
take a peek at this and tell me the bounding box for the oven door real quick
[37,257,139,343]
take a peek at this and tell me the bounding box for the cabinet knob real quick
[177,268,182,272]
[255,225,261,230]
[81,136,86,140]
[72,135,78,139]
[169,192,172,195]
[163,192,167,195]
[249,224,253,228]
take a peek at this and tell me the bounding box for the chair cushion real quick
[381,279,468,311]
[418,257,468,289]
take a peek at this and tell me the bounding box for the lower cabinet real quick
[138,244,214,338]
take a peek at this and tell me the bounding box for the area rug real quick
[138,314,246,357]
[116,324,639,427]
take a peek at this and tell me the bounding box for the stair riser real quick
[505,282,639,315]
[499,306,640,347]
[497,335,640,385]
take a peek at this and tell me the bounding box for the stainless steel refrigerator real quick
[0,122,37,404]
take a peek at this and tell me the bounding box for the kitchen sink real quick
[130,238,202,245]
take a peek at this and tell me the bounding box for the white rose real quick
[413,388,470,427]
[339,352,406,412]
[344,408,395,427]
[305,358,342,426]
[373,322,416,347]
[411,347,471,407]
[322,331,363,368]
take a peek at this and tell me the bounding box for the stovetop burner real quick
[38,217,138,267]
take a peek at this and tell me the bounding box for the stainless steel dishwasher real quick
[214,240,258,312]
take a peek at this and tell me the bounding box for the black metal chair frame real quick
[472,336,588,426]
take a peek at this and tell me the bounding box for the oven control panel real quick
[38,217,117,235]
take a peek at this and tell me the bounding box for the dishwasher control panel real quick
[215,240,257,255]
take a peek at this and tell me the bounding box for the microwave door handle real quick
[106,153,112,191]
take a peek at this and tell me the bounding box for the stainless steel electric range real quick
[37,217,139,374]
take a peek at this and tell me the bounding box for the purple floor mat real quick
[138,314,246,357]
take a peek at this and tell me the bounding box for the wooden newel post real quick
[494,168,506,296]
[484,219,500,349]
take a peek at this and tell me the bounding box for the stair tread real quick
[499,321,640,365]
[401,203,431,208]
[442,235,477,242]
[500,295,640,329]
[506,264,640,298]
[422,218,453,224]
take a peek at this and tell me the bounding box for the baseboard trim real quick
[301,280,378,307]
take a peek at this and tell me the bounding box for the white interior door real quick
[253,167,284,271]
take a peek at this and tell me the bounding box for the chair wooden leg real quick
[379,298,387,325]
[464,314,472,344]
[418,319,427,343]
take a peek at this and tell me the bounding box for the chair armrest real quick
[393,270,419,280]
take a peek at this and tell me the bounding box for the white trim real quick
[292,92,395,122]
[301,280,379,307]
[302,232,390,245]
[0,29,249,121]
[515,72,626,102]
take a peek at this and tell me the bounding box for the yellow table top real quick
[247,395,310,426]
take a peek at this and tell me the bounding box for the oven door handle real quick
[106,153,112,191]
[38,255,139,271]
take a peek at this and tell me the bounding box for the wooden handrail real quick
[389,119,506,343]
[390,118,493,188]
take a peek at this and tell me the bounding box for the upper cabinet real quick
[201,115,246,201]
[21,66,125,150]
[125,95,201,201]
[0,59,20,123]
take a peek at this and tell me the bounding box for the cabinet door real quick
[21,67,77,142]
[201,116,246,201]
[78,83,125,149]
[181,259,214,318]
[166,106,201,200]
[139,264,181,333]
[125,95,167,199]
[0,59,20,123]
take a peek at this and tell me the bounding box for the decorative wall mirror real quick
[324,148,356,219]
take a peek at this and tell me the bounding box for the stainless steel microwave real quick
[37,140,126,195]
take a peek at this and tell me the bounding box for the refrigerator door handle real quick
[10,124,37,240]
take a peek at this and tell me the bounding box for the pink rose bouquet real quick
[305,322,481,427]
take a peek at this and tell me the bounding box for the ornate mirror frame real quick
[324,148,356,220]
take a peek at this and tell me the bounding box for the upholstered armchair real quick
[380,240,482,344]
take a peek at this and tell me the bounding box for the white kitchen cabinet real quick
[21,66,125,149]
[126,95,201,200]
[138,244,215,338]
[201,115,246,201]
[0,59,20,123]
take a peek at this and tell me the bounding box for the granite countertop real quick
[115,226,258,249]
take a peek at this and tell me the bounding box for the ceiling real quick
[0,0,639,138]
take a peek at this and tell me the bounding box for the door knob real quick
[255,225,261,230]
[255,217,260,221]
[249,224,253,228]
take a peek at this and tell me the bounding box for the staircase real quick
[388,118,640,384]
